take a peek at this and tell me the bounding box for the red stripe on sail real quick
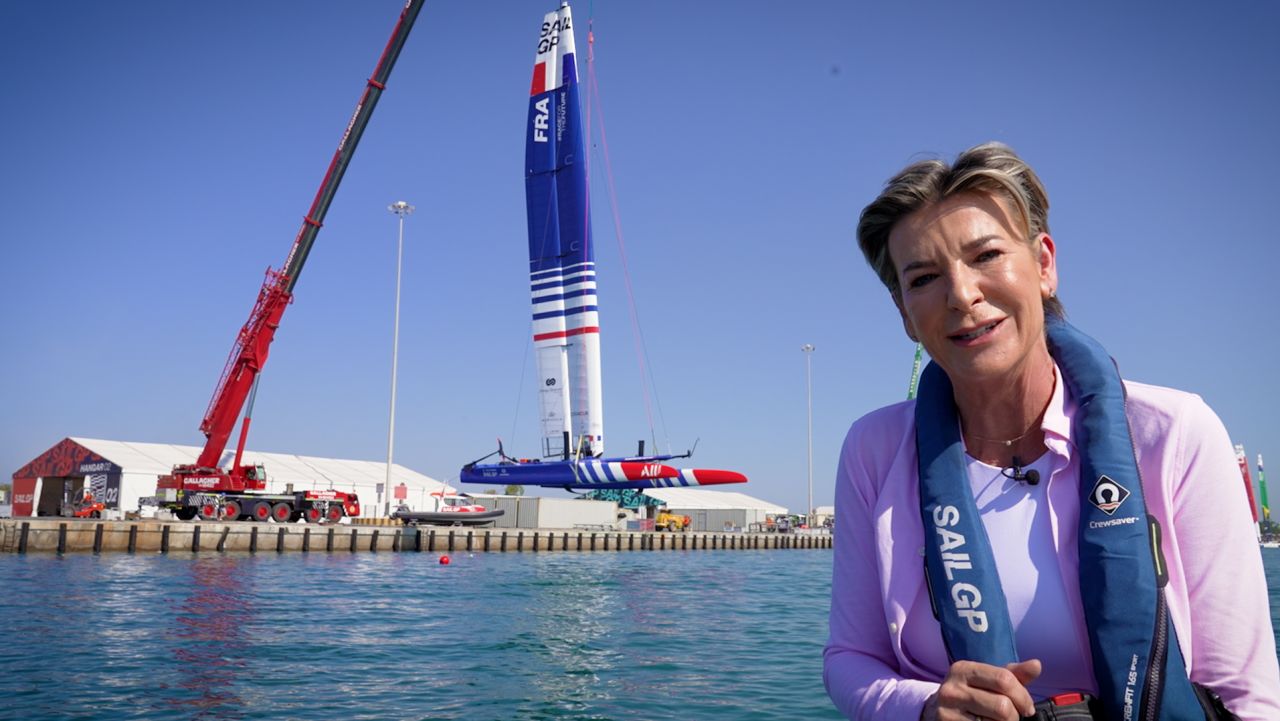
[530,62,546,96]
[533,326,598,342]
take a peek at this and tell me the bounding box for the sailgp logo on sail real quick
[538,15,570,54]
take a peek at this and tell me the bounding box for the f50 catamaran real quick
[459,2,747,491]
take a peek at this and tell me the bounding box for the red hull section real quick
[680,469,748,485]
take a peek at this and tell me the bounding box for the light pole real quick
[385,200,414,517]
[802,343,815,528]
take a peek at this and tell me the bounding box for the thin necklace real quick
[962,418,1041,448]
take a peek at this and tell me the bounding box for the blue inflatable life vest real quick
[915,318,1210,720]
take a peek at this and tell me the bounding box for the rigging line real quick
[592,74,670,457]
[586,43,671,454]
[295,455,342,491]
[510,331,533,454]
[513,189,556,457]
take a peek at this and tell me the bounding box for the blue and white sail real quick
[525,2,603,459]
[459,2,747,491]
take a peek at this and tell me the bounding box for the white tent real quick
[641,488,787,532]
[69,437,451,516]
[642,488,787,513]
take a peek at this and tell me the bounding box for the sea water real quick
[3,547,1280,720]
[0,548,838,720]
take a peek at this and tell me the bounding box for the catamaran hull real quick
[460,459,747,490]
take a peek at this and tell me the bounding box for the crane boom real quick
[195,0,424,469]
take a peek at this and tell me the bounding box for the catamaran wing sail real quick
[459,2,748,492]
[526,2,603,459]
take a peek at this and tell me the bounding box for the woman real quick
[824,143,1280,721]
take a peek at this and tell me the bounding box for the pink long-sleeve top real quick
[823,370,1280,720]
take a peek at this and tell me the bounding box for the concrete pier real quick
[0,518,832,554]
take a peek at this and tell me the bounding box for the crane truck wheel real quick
[175,507,198,521]
[270,502,292,523]
[305,507,323,523]
[199,503,220,521]
[326,506,344,523]
[250,501,272,522]
[222,500,242,521]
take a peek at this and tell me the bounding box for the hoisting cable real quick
[585,16,671,454]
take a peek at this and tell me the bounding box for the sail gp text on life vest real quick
[931,505,988,632]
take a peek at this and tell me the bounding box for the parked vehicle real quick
[655,510,691,532]
[64,493,105,519]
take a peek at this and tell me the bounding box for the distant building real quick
[9,437,450,519]
[467,494,620,529]
[641,488,787,532]
[812,505,835,526]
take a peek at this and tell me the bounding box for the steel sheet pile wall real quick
[0,519,831,554]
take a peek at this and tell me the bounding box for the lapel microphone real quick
[1002,456,1041,485]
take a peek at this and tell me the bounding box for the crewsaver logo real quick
[1089,475,1131,515]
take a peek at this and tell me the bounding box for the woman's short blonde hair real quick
[856,142,1064,318]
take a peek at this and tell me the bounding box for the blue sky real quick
[2,1,1277,514]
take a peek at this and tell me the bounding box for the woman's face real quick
[888,191,1057,388]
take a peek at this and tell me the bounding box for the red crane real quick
[156,0,425,523]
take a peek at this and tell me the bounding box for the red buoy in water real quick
[439,555,451,565]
